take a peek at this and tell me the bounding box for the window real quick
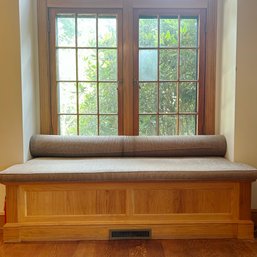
[134,10,206,135]
[39,0,216,136]
[50,10,122,135]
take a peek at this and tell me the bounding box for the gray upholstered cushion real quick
[30,135,227,158]
[0,157,257,183]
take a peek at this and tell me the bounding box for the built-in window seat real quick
[0,135,257,242]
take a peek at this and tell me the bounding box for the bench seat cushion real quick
[1,157,257,183]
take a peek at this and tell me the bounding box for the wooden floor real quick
[1,233,257,257]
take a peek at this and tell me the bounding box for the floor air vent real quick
[109,229,152,240]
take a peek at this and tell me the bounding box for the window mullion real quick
[96,14,100,135]
[177,14,181,135]
[75,13,80,135]
[157,15,160,136]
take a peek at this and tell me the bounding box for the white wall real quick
[0,0,24,214]
[19,0,40,161]
[0,0,39,213]
[216,0,237,161]
[216,0,257,208]
[234,0,257,208]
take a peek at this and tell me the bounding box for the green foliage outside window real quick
[56,14,199,136]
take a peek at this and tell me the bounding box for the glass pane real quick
[56,49,76,81]
[139,115,157,135]
[99,83,118,114]
[139,83,157,113]
[79,115,97,135]
[180,17,198,47]
[78,49,97,81]
[159,82,177,113]
[99,49,117,81]
[179,115,196,135]
[78,83,97,114]
[58,82,77,114]
[160,17,178,47]
[77,15,96,47]
[139,17,158,47]
[179,82,197,112]
[56,15,75,47]
[180,49,198,80]
[159,49,178,81]
[98,16,117,47]
[139,50,158,81]
[99,115,118,135]
[159,115,177,135]
[59,115,77,135]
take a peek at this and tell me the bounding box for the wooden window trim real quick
[37,0,217,135]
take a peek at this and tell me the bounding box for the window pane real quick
[79,115,97,135]
[139,115,157,135]
[78,49,97,81]
[180,49,198,80]
[98,16,117,47]
[159,115,177,135]
[139,50,158,81]
[180,17,198,47]
[99,83,118,114]
[139,17,158,47]
[99,115,118,135]
[179,82,197,112]
[159,49,178,81]
[139,83,157,114]
[99,49,117,81]
[179,115,196,135]
[59,115,77,135]
[160,17,178,47]
[58,82,77,114]
[159,82,177,113]
[78,83,97,114]
[77,15,96,47]
[56,49,76,81]
[56,15,75,47]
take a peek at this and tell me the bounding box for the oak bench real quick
[0,135,257,242]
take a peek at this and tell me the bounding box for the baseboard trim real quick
[0,214,5,230]
[251,209,257,227]
[3,221,254,242]
[1,211,256,236]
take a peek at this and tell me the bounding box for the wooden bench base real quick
[4,180,254,242]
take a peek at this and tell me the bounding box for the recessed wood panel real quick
[133,188,232,214]
[26,189,126,216]
[4,180,254,241]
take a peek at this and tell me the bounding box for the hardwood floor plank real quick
[230,240,257,257]
[162,239,194,257]
[128,240,148,257]
[2,242,40,257]
[144,240,164,257]
[33,244,57,257]
[109,240,130,257]
[184,240,237,257]
[93,240,113,257]
[72,241,96,257]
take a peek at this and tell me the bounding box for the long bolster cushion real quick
[30,135,227,158]
[1,157,257,183]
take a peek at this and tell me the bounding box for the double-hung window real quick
[44,3,213,136]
